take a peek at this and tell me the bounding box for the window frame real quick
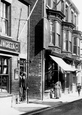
[65,4,68,22]
[68,31,72,52]
[55,21,61,47]
[0,1,11,36]
[50,20,55,45]
[73,37,77,54]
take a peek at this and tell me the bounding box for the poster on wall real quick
[14,68,19,80]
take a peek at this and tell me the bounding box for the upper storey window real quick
[46,0,63,11]
[55,21,61,47]
[49,20,61,47]
[71,11,73,23]
[46,0,51,8]
[50,20,55,45]
[73,37,80,55]
[0,1,11,36]
[65,4,68,21]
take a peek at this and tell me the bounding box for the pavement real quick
[0,91,82,115]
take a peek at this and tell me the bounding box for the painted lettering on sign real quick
[0,39,20,52]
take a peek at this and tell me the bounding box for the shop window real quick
[0,58,8,74]
[45,57,58,90]
[0,57,9,93]
[0,1,11,36]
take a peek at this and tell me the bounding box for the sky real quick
[72,0,82,31]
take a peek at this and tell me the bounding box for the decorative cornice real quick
[62,21,75,29]
[46,9,65,20]
[73,30,82,36]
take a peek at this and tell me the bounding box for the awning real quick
[50,55,76,72]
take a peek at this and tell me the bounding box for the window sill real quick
[0,33,12,39]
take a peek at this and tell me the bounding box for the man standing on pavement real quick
[77,83,81,96]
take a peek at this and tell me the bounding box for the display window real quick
[0,56,10,93]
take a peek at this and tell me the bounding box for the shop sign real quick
[0,38,20,53]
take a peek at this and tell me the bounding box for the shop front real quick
[0,36,20,95]
[45,53,77,97]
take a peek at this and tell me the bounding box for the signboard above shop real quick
[0,36,20,54]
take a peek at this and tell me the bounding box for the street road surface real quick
[30,99,82,115]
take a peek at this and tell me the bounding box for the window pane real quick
[0,67,1,74]
[77,38,80,46]
[3,67,8,74]
[71,11,73,23]
[69,42,72,52]
[50,20,55,45]
[73,46,77,54]
[69,31,72,41]
[74,37,77,45]
[56,21,60,34]
[63,31,66,50]
[56,33,60,47]
[1,1,9,35]
[3,59,8,65]
[53,0,56,9]
[0,58,1,65]
[78,47,80,55]
[66,40,68,51]
[47,0,51,7]
[52,32,55,45]
[66,5,68,21]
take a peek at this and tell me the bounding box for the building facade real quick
[28,0,82,100]
[0,0,29,96]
